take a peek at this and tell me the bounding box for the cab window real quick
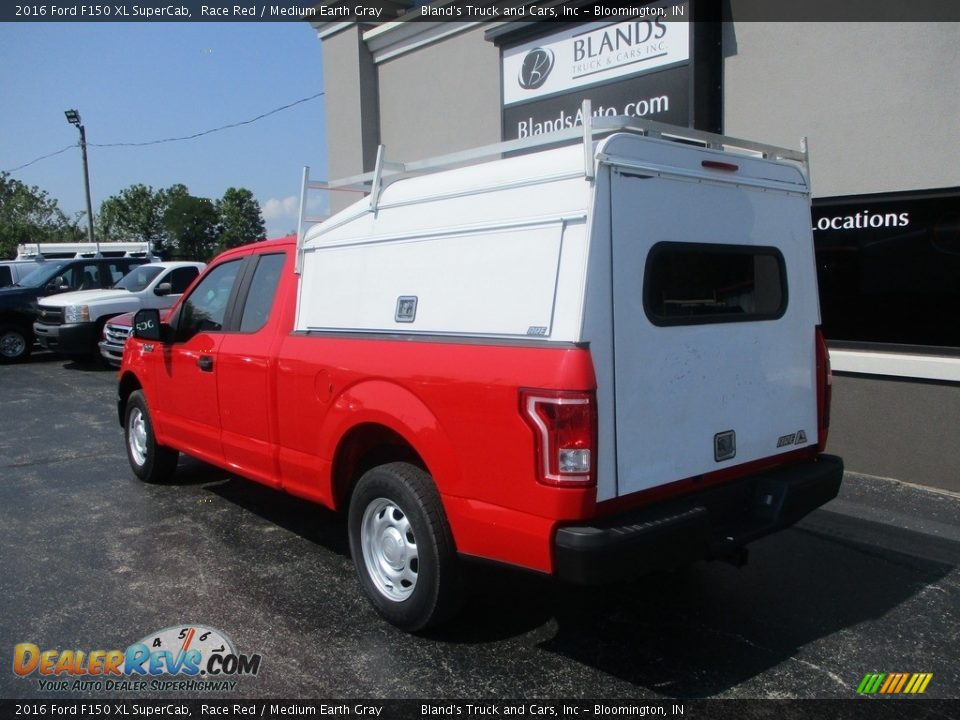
[167,266,201,294]
[58,263,102,291]
[178,260,242,340]
[239,254,286,333]
[115,265,163,292]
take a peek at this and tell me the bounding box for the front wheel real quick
[0,326,31,363]
[125,390,179,483]
[348,462,461,632]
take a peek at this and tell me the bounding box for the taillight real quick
[520,389,597,487]
[702,160,739,172]
[815,326,832,452]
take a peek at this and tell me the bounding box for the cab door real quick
[151,258,245,462]
[216,252,289,486]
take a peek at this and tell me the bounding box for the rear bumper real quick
[554,454,844,583]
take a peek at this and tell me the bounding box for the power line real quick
[90,91,325,148]
[4,144,78,173]
[2,91,325,173]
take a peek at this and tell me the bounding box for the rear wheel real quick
[0,326,30,363]
[348,462,460,632]
[125,390,179,483]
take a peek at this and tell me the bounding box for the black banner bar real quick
[2,0,959,23]
[0,700,957,720]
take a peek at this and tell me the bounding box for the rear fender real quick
[318,379,463,505]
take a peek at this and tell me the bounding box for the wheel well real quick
[0,314,30,332]
[91,315,116,352]
[331,423,428,511]
[117,372,142,427]
[96,313,121,329]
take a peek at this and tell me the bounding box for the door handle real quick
[197,355,214,372]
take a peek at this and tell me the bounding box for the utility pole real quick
[64,109,99,256]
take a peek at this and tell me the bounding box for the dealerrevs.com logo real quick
[13,625,261,692]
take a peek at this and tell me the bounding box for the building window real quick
[813,188,960,350]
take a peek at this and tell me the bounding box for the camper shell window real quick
[643,242,787,326]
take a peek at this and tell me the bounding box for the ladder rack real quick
[295,100,809,273]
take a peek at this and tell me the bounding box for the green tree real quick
[0,173,77,259]
[163,194,221,262]
[217,187,266,250]
[97,183,194,257]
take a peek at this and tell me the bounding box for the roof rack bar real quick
[591,115,807,163]
[326,103,807,194]
[328,124,590,192]
[369,144,387,213]
[295,166,311,275]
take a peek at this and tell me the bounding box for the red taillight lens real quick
[520,389,596,487]
[815,326,832,452]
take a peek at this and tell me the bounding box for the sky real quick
[0,22,328,239]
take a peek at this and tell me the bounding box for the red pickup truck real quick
[120,124,842,631]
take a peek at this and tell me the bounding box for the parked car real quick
[0,256,151,362]
[0,260,46,289]
[33,261,204,360]
[120,120,842,631]
[99,312,134,368]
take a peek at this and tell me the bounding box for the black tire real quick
[0,325,31,363]
[124,390,179,483]
[348,462,461,632]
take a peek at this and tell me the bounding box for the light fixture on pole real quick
[64,108,99,256]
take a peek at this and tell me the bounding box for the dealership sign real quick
[500,5,696,140]
[503,18,689,106]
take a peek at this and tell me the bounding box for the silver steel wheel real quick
[360,497,419,602]
[128,407,148,468]
[0,330,26,359]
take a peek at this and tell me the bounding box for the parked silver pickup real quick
[34,261,203,359]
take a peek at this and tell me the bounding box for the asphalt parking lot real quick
[1,352,958,702]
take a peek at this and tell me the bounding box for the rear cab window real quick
[238,253,286,333]
[643,242,788,326]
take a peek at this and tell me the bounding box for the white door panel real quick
[611,172,819,496]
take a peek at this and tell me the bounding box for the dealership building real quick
[310,2,959,492]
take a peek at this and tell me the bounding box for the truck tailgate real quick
[609,168,821,497]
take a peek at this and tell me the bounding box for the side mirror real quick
[154,282,172,297]
[133,308,163,341]
[47,276,68,293]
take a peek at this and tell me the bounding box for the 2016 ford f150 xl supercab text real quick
[119,117,843,631]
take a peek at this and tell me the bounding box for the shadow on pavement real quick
[447,514,957,696]
[202,470,349,558]
[63,357,113,372]
[177,467,958,697]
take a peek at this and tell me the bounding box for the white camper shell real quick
[296,110,822,503]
